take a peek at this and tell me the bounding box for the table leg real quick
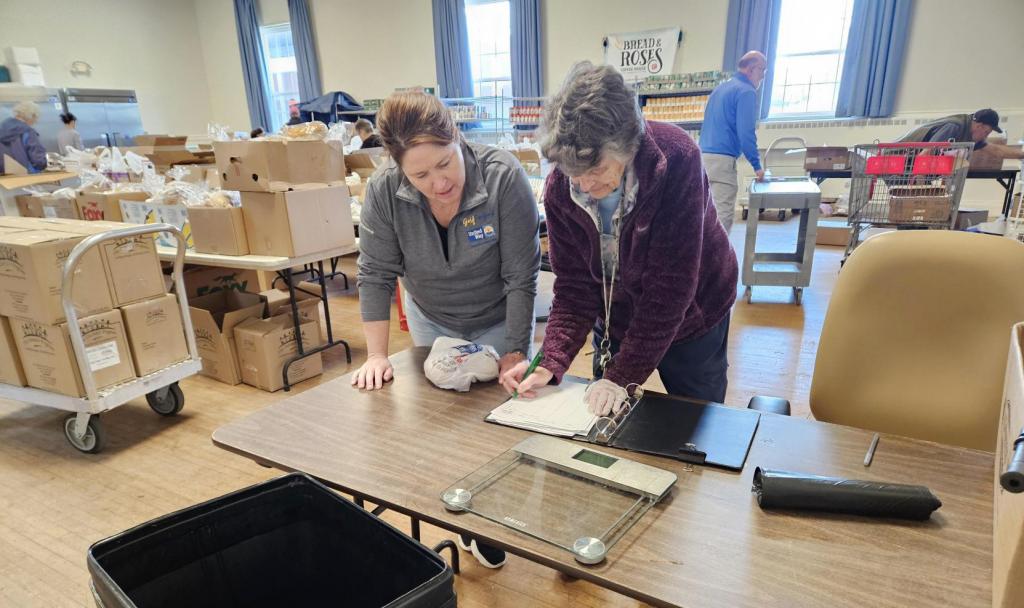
[279,261,353,392]
[1000,174,1017,218]
[411,517,421,541]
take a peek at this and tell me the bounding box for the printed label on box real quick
[86,340,121,371]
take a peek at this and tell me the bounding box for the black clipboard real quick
[485,379,760,471]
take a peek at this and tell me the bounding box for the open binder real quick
[485,378,760,471]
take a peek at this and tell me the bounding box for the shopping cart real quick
[845,141,973,262]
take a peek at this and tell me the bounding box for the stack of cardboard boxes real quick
[0,217,189,397]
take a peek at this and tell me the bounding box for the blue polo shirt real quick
[699,73,762,171]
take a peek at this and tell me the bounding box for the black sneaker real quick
[456,533,473,551]
[470,540,507,569]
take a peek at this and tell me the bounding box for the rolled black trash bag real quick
[752,467,942,521]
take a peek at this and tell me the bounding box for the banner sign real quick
[604,27,680,82]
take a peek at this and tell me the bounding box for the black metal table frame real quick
[271,260,352,391]
[809,168,1019,217]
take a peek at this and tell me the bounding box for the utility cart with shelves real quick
[0,224,202,453]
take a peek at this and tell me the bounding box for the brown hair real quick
[376,92,461,165]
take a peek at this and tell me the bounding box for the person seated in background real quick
[285,99,304,126]
[57,112,83,152]
[355,118,382,149]
[897,109,1024,161]
[0,101,48,173]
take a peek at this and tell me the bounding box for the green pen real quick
[512,349,544,399]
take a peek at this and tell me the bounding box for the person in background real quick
[285,99,303,126]
[355,118,382,149]
[897,109,1024,160]
[57,112,83,152]
[503,62,738,414]
[249,127,265,139]
[0,101,47,173]
[699,50,768,233]
[354,92,539,568]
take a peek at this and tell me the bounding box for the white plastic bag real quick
[423,337,500,392]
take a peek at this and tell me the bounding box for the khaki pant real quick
[702,153,739,233]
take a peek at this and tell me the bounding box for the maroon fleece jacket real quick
[539,121,739,388]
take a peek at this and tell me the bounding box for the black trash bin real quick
[88,473,455,608]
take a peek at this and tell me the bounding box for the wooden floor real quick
[0,218,843,607]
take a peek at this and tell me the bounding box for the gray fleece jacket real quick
[357,141,540,355]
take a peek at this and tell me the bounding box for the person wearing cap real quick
[897,109,1024,160]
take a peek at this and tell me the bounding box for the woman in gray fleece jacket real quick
[353,92,541,392]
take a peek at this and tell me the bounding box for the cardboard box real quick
[181,266,261,299]
[214,140,346,192]
[804,147,851,171]
[888,195,952,223]
[188,207,250,256]
[259,281,323,337]
[344,149,384,180]
[187,290,264,385]
[241,184,354,257]
[15,194,41,217]
[76,190,149,222]
[0,230,113,324]
[815,220,851,247]
[0,316,27,386]
[129,135,213,167]
[233,315,322,392]
[121,293,189,376]
[44,220,166,307]
[10,309,136,397]
[996,323,1024,608]
[955,208,989,230]
[970,152,1004,171]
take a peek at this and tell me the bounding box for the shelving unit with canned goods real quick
[0,224,202,454]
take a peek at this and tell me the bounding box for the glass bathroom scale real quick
[441,435,677,564]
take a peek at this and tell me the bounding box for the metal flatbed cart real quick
[742,174,821,305]
[0,224,202,453]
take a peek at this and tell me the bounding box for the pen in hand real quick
[512,349,544,399]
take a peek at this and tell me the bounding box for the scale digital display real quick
[572,448,618,469]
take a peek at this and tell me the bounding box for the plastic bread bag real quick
[198,190,235,209]
[124,150,156,179]
[423,337,500,392]
[104,147,130,183]
[281,120,328,140]
[325,121,350,143]
[50,187,79,200]
[79,169,113,192]
[751,468,942,521]
[165,165,192,183]
[208,122,231,142]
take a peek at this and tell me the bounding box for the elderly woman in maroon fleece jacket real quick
[502,62,739,415]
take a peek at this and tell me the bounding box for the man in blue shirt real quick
[700,51,767,233]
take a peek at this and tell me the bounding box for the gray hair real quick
[12,101,38,123]
[539,61,644,176]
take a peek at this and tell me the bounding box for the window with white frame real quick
[465,0,512,109]
[768,0,855,118]
[260,23,300,132]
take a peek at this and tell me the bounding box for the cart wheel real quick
[63,414,105,454]
[794,288,803,305]
[742,208,749,220]
[777,210,786,221]
[147,383,185,416]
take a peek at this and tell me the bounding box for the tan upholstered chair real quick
[810,230,1024,451]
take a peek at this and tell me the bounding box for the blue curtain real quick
[835,0,913,118]
[510,0,542,100]
[233,0,272,130]
[722,0,782,119]
[432,0,474,98]
[288,0,322,102]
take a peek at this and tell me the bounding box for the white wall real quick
[0,0,212,134]
[541,0,729,95]
[309,0,437,101]
[194,0,251,131]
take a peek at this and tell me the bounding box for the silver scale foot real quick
[443,488,607,564]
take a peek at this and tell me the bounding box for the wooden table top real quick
[213,348,994,608]
[0,170,78,190]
